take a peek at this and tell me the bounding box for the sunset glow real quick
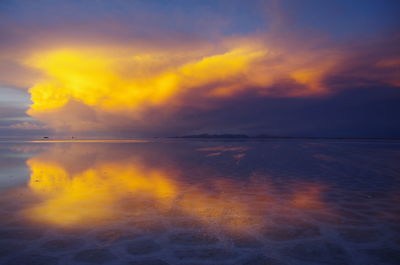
[24,41,343,132]
[23,144,329,230]
[1,1,399,264]
[0,0,398,138]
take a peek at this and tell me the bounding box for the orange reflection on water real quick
[177,179,264,230]
[23,144,330,232]
[290,185,326,209]
[27,158,177,226]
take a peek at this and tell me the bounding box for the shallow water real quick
[0,139,399,265]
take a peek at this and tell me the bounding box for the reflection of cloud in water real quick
[197,146,249,152]
[23,144,330,232]
[26,158,177,226]
[206,152,222,157]
[313,153,337,162]
[233,153,246,163]
[198,146,249,163]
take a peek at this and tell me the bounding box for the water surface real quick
[0,140,399,265]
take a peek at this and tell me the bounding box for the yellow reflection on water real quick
[23,144,329,231]
[26,158,177,226]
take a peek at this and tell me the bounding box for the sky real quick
[0,0,399,138]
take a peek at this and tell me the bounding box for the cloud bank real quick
[0,0,399,137]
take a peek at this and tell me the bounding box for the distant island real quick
[171,134,250,139]
[170,134,400,140]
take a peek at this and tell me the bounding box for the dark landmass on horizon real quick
[170,134,400,140]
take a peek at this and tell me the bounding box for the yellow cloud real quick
[24,39,341,132]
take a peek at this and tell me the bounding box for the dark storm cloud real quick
[100,84,399,138]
